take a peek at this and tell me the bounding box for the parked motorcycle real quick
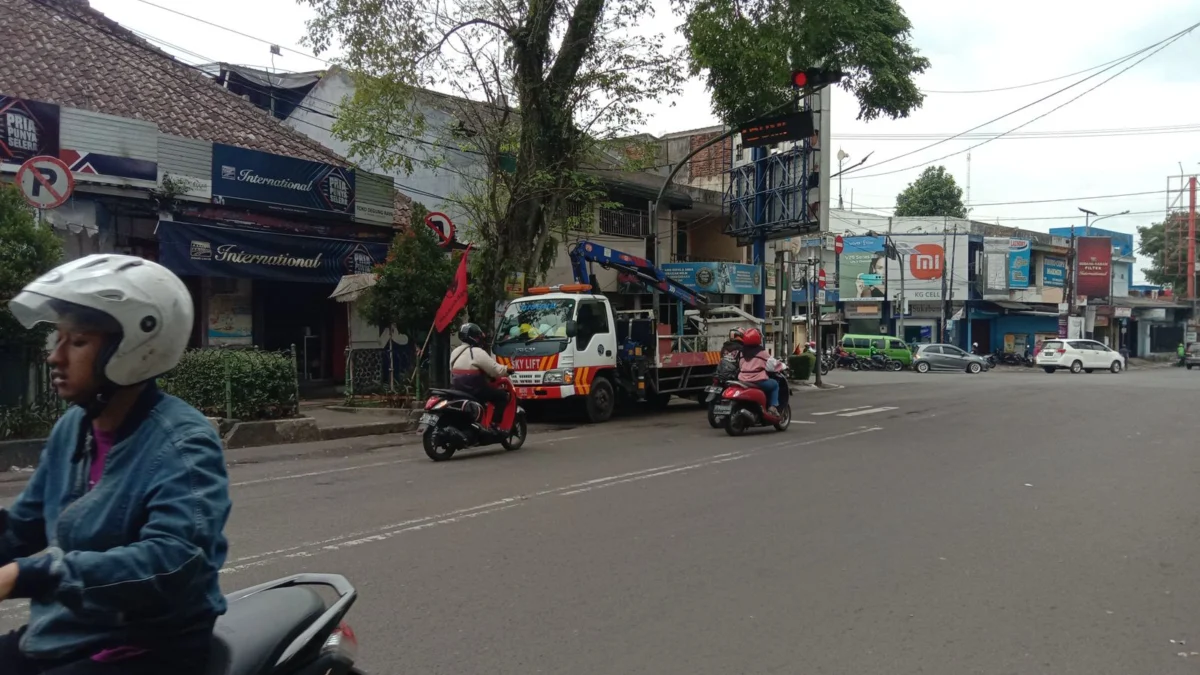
[712,372,792,436]
[207,573,363,675]
[419,377,528,461]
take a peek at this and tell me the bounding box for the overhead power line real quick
[21,0,463,205]
[834,123,1200,142]
[854,189,1165,210]
[843,21,1200,182]
[129,0,330,66]
[919,42,1171,94]
[841,20,1200,180]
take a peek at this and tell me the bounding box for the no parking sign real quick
[15,155,74,209]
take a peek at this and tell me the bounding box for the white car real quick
[1036,339,1125,374]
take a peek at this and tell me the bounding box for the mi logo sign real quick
[908,243,945,281]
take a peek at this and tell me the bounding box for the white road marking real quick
[232,459,417,487]
[762,426,883,450]
[560,454,752,495]
[228,433,589,488]
[837,406,898,417]
[811,406,873,415]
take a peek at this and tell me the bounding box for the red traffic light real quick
[790,68,846,90]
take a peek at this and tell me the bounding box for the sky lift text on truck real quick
[492,241,733,423]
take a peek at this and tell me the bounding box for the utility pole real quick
[939,223,949,342]
[1189,175,1197,301]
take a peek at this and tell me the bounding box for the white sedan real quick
[1036,339,1125,374]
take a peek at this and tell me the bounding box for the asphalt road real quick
[3,365,1199,674]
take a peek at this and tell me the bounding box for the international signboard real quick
[738,110,814,149]
[157,219,387,284]
[0,95,60,167]
[1076,236,1112,299]
[211,143,355,219]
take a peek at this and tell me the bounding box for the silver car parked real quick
[912,343,989,374]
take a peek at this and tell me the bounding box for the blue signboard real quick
[157,219,388,284]
[791,285,839,304]
[211,143,355,218]
[1043,256,1067,288]
[660,262,762,295]
[0,95,60,165]
[1007,239,1031,289]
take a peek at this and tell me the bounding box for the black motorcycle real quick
[706,350,742,428]
[207,573,364,675]
[419,378,528,461]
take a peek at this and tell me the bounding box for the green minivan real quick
[840,334,913,365]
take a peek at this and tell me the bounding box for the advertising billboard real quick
[886,234,970,301]
[837,236,887,302]
[660,262,762,295]
[1076,236,1112,299]
[0,95,60,166]
[1007,239,1031,289]
[1043,256,1067,288]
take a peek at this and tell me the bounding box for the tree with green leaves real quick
[1136,215,1198,289]
[301,0,929,315]
[0,183,62,354]
[358,202,457,341]
[679,0,930,125]
[893,166,968,219]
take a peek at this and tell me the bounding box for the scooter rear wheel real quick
[724,407,748,437]
[707,403,722,429]
[423,426,456,462]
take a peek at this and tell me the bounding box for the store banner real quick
[838,236,887,302]
[1007,239,1031,289]
[211,143,356,218]
[1043,256,1067,287]
[158,219,388,284]
[983,237,1010,296]
[0,95,60,166]
[1076,236,1112,299]
[661,262,762,294]
[886,233,970,301]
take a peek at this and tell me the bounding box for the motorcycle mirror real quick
[565,320,578,338]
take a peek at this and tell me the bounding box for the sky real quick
[90,0,1200,282]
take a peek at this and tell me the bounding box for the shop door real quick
[970,319,991,353]
[258,281,337,381]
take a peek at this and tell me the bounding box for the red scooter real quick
[418,377,527,461]
[712,370,792,436]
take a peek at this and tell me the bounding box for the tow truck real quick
[493,241,757,423]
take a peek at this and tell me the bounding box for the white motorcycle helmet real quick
[9,254,194,387]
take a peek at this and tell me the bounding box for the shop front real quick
[844,302,883,335]
[157,218,388,383]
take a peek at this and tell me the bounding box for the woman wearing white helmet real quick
[0,254,229,674]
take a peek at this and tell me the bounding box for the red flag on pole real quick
[434,245,471,332]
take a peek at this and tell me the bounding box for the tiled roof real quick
[0,0,348,166]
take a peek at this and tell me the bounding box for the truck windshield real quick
[497,299,575,342]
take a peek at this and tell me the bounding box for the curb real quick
[0,412,425,471]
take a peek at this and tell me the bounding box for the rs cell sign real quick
[211,143,355,218]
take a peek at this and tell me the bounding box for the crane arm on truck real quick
[568,241,707,309]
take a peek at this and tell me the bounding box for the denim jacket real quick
[0,385,230,659]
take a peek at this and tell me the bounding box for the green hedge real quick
[0,400,60,441]
[787,353,816,381]
[159,348,298,421]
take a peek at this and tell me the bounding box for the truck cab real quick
[492,286,621,420]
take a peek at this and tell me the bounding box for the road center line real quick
[811,406,873,415]
[838,407,898,417]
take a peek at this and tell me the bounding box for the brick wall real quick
[688,132,733,179]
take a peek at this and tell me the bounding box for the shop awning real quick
[157,218,389,284]
[991,300,1033,311]
[330,273,378,303]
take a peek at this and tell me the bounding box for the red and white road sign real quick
[16,155,74,209]
[424,211,455,247]
[817,268,827,289]
[833,235,844,255]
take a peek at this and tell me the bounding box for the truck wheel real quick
[586,377,615,423]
